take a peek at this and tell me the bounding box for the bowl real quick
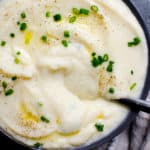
[0,0,149,149]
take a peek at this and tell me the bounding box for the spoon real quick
[117,98,150,113]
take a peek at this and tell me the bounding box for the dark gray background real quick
[0,0,149,149]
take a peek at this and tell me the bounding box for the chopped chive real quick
[19,22,27,31]
[106,61,114,72]
[72,8,80,15]
[20,12,26,19]
[91,57,99,67]
[41,35,48,43]
[69,16,77,23]
[91,53,103,68]
[109,87,115,94]
[45,11,51,18]
[91,56,102,67]
[2,81,7,89]
[11,76,17,81]
[91,5,99,13]
[95,123,104,132]
[128,37,141,47]
[130,82,137,91]
[64,30,70,38]
[14,58,20,64]
[103,54,109,62]
[16,51,21,55]
[53,14,62,22]
[17,21,20,25]
[37,102,43,107]
[61,40,68,47]
[98,55,103,64]
[131,70,134,75]
[5,89,14,96]
[40,116,50,123]
[92,52,96,56]
[79,8,89,15]
[1,41,6,46]
[91,53,111,68]
[10,33,15,38]
[33,142,43,149]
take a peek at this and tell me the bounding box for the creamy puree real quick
[0,0,148,149]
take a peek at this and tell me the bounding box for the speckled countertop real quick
[0,0,149,150]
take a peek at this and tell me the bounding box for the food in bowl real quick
[0,0,148,149]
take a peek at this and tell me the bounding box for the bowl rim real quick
[0,0,150,150]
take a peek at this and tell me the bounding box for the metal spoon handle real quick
[119,98,150,113]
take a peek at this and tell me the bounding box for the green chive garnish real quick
[1,41,6,46]
[69,16,77,23]
[91,5,99,12]
[16,51,21,55]
[103,54,109,62]
[20,12,26,19]
[106,61,114,72]
[40,116,50,123]
[92,52,96,56]
[41,35,48,43]
[109,87,115,94]
[128,37,141,47]
[91,52,112,68]
[12,76,17,81]
[37,102,43,107]
[20,22,27,31]
[79,8,89,15]
[91,53,103,67]
[17,21,20,25]
[53,14,62,22]
[64,30,70,38]
[130,82,137,91]
[95,123,104,132]
[72,8,80,15]
[91,56,103,67]
[10,33,15,38]
[5,89,14,96]
[61,40,68,47]
[2,81,7,89]
[14,58,20,64]
[45,11,51,18]
[33,142,43,149]
[131,70,134,75]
